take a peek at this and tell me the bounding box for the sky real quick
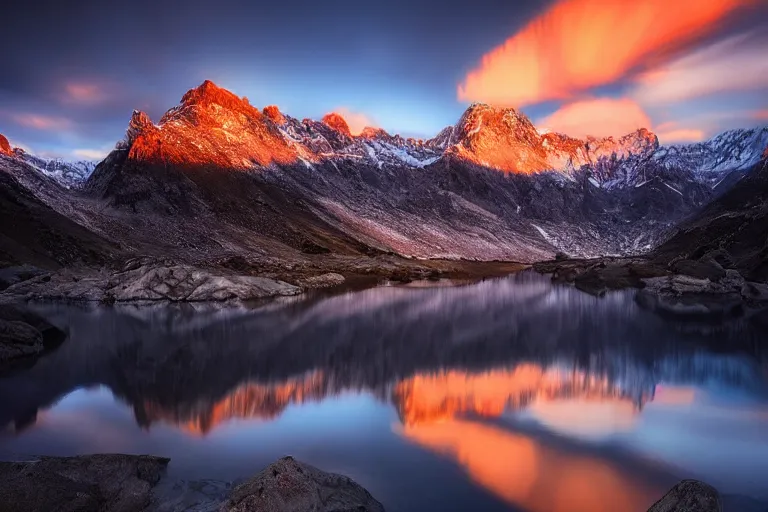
[0,0,766,160]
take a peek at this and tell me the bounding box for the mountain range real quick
[0,80,767,299]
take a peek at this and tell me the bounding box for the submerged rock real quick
[647,480,721,512]
[220,456,385,512]
[0,454,169,512]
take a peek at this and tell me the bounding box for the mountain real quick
[0,133,98,188]
[0,150,118,268]
[441,103,659,175]
[81,81,766,263]
[2,81,767,278]
[15,151,96,189]
[655,155,768,281]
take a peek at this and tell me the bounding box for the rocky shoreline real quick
[0,454,730,512]
[0,455,384,512]
[0,257,527,305]
[533,251,768,319]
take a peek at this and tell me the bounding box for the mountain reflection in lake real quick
[2,272,768,512]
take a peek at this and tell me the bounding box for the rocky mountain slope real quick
[655,154,768,282]
[1,80,767,275]
[0,135,97,188]
[0,152,119,269]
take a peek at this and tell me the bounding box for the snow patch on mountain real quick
[653,127,768,177]
[16,151,96,188]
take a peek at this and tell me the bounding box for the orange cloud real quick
[755,110,768,121]
[334,107,377,136]
[458,0,754,107]
[13,114,72,131]
[538,98,652,138]
[64,82,108,104]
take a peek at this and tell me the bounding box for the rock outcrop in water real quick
[0,452,729,512]
[2,259,301,303]
[0,454,382,512]
[221,456,385,512]
[647,480,722,512]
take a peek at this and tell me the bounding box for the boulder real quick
[1,260,302,302]
[742,281,768,302]
[642,270,745,298]
[671,259,726,282]
[108,260,301,301]
[0,265,46,291]
[647,480,721,512]
[700,249,734,269]
[219,456,385,512]
[0,319,43,361]
[573,264,653,296]
[0,454,169,512]
[0,305,66,363]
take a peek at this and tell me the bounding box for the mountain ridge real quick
[1,80,767,277]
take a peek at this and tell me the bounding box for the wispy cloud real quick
[12,113,73,131]
[632,32,768,105]
[458,0,753,107]
[63,82,109,105]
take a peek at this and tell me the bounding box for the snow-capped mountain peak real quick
[0,132,97,188]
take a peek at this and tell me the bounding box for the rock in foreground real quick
[647,480,721,512]
[0,305,66,363]
[0,454,169,512]
[220,456,384,512]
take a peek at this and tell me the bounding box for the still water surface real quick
[2,272,768,511]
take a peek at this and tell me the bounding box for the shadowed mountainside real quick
[655,157,768,281]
